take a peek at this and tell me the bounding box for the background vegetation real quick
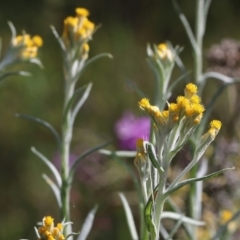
[1,0,240,239]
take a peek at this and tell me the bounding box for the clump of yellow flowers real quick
[62,7,95,59]
[12,34,43,59]
[134,83,223,240]
[37,216,65,240]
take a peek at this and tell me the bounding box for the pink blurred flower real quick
[114,111,150,150]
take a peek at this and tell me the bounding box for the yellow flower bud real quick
[75,8,90,17]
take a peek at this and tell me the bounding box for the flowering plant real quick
[0,1,239,240]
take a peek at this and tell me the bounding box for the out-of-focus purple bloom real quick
[114,111,151,150]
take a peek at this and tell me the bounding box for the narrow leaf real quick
[77,206,98,240]
[144,191,157,239]
[65,232,80,240]
[16,114,61,150]
[83,53,113,70]
[34,227,41,238]
[166,197,193,239]
[99,149,136,157]
[171,0,198,53]
[28,58,44,69]
[31,146,62,187]
[71,82,92,125]
[166,215,184,239]
[161,212,205,226]
[119,193,139,240]
[145,142,161,170]
[50,25,66,52]
[42,173,62,208]
[201,71,236,84]
[0,71,31,81]
[62,84,89,122]
[165,167,234,197]
[7,21,16,42]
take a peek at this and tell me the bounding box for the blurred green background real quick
[1,0,240,239]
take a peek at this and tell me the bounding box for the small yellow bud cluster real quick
[134,138,146,166]
[38,216,65,240]
[177,83,205,125]
[207,120,222,139]
[138,83,205,133]
[134,138,149,177]
[157,43,173,62]
[139,98,169,127]
[62,7,94,57]
[12,34,43,58]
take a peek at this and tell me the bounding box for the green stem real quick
[194,0,204,89]
[154,171,167,240]
[60,80,75,239]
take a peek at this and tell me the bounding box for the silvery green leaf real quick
[83,53,113,70]
[167,215,184,239]
[0,71,31,81]
[34,226,40,238]
[166,197,193,239]
[146,43,154,57]
[165,167,234,197]
[77,205,98,240]
[15,114,61,150]
[161,212,205,226]
[71,82,92,125]
[119,193,139,240]
[28,58,44,69]
[99,149,136,157]
[201,71,236,84]
[50,25,66,52]
[31,147,62,187]
[65,232,80,240]
[42,173,62,208]
[171,0,198,54]
[144,141,162,171]
[144,192,157,239]
[8,21,16,43]
[62,84,90,122]
[160,225,171,240]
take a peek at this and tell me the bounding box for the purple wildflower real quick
[114,111,151,150]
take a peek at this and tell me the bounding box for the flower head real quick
[184,83,198,99]
[62,7,95,48]
[12,34,43,59]
[207,120,222,138]
[157,43,173,62]
[38,216,65,240]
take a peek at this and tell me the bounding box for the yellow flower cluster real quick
[157,43,173,62]
[38,216,65,240]
[13,34,43,58]
[62,7,94,52]
[139,83,205,129]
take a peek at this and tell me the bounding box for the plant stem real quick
[188,2,205,238]
[195,0,204,91]
[60,80,75,239]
